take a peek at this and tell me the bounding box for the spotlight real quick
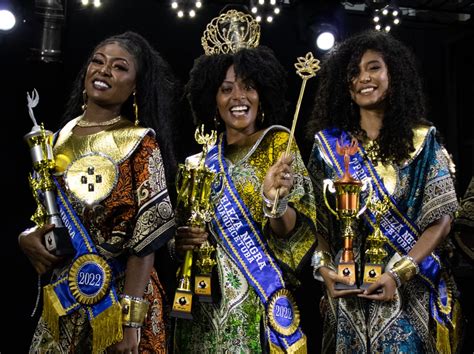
[250,0,281,24]
[171,0,202,19]
[0,9,15,31]
[30,0,65,63]
[372,4,401,32]
[311,23,338,51]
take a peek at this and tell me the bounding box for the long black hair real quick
[307,30,431,164]
[185,46,288,132]
[62,31,179,188]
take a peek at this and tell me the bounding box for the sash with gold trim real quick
[315,128,456,343]
[42,179,124,352]
[206,134,306,354]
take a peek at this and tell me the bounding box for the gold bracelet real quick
[390,256,418,285]
[120,294,149,328]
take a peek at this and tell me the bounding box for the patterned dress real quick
[30,118,175,353]
[174,126,317,353]
[308,125,461,353]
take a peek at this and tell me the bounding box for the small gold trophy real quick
[170,125,223,319]
[24,89,74,256]
[361,199,389,290]
[323,139,371,290]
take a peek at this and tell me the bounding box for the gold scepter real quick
[271,53,320,216]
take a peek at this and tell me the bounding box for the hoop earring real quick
[214,110,221,129]
[133,91,139,126]
[81,89,87,112]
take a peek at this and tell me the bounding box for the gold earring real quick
[81,89,87,112]
[133,91,139,126]
[214,110,221,129]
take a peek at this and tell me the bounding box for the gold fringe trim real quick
[42,285,66,341]
[269,335,307,354]
[90,301,123,353]
[436,300,462,354]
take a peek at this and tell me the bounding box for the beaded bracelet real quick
[388,269,402,288]
[120,294,149,328]
[262,192,288,219]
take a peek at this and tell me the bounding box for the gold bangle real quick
[120,294,149,328]
[390,256,418,285]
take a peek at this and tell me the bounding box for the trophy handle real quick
[356,177,373,218]
[323,179,338,217]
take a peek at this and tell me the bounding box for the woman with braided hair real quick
[18,31,178,353]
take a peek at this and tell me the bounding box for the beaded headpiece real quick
[201,9,261,55]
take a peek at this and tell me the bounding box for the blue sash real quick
[315,128,454,330]
[207,134,306,353]
[42,179,123,351]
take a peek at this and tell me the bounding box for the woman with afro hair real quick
[172,10,317,353]
[308,29,462,353]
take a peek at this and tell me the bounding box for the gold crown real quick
[201,10,261,55]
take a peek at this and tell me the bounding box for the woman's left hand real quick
[263,153,295,200]
[357,272,398,302]
[106,327,140,353]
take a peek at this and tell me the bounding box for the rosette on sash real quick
[207,135,306,353]
[42,179,123,352]
[315,128,459,352]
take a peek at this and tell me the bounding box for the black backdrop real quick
[1,0,473,353]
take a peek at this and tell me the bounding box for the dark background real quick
[1,0,473,353]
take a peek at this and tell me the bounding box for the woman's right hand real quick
[18,224,62,275]
[319,267,363,298]
[174,226,209,259]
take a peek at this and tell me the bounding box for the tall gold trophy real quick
[361,199,389,290]
[323,139,371,290]
[170,125,223,319]
[24,89,74,256]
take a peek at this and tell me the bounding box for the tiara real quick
[201,10,261,55]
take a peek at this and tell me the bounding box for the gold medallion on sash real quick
[267,289,300,336]
[68,254,112,305]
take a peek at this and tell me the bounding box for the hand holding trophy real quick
[323,138,372,290]
[24,89,74,256]
[171,125,223,319]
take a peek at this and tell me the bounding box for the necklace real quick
[76,115,122,128]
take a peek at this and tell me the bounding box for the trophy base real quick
[360,263,384,291]
[170,289,193,320]
[334,261,358,290]
[44,227,75,256]
[194,274,213,303]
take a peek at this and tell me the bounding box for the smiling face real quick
[349,50,389,110]
[84,42,137,111]
[216,65,260,136]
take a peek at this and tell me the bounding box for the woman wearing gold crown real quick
[18,31,177,353]
[172,10,317,353]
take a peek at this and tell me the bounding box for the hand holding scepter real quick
[271,53,320,216]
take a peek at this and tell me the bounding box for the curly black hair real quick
[185,46,288,133]
[307,29,431,164]
[62,31,179,188]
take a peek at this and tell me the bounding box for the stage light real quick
[171,0,202,19]
[250,0,281,24]
[316,31,335,51]
[30,0,65,63]
[311,23,338,51]
[0,9,15,31]
[372,3,401,32]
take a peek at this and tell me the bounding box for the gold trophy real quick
[24,89,74,256]
[323,139,371,290]
[170,125,223,319]
[361,199,389,290]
